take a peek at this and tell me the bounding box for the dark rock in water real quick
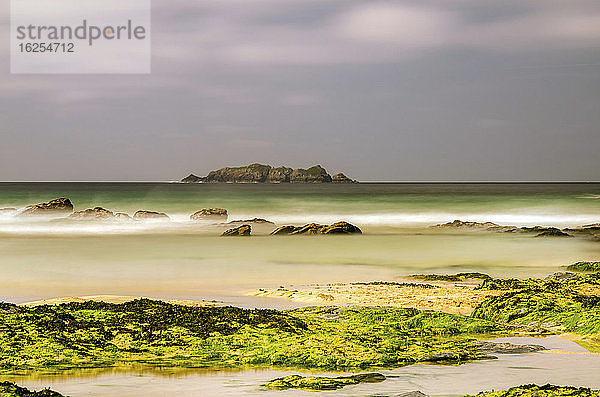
[69,207,114,220]
[180,174,204,183]
[270,225,299,235]
[473,341,546,354]
[264,373,385,391]
[533,228,572,237]
[332,173,357,183]
[222,224,251,236]
[0,208,16,214]
[190,208,228,221]
[180,164,356,183]
[0,381,65,397]
[432,220,514,231]
[395,392,429,397]
[226,218,274,225]
[115,213,132,220]
[133,210,170,220]
[566,261,600,272]
[419,351,473,363]
[19,198,73,216]
[544,272,580,281]
[270,221,362,235]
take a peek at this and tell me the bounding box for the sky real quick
[1,0,599,182]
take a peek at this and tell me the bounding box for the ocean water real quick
[0,182,599,303]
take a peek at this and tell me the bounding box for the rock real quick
[270,221,362,235]
[544,272,579,281]
[289,165,332,183]
[180,174,203,183]
[114,213,132,220]
[226,218,274,225]
[432,220,511,231]
[69,207,114,220]
[473,341,546,354]
[270,225,299,235]
[133,210,170,220]
[180,164,356,184]
[190,208,228,221]
[395,392,429,397]
[264,373,385,391]
[419,351,472,363]
[533,228,573,237]
[332,173,357,183]
[19,198,73,216]
[0,208,16,214]
[222,224,251,236]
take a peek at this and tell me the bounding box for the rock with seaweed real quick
[0,301,504,373]
[566,261,600,273]
[222,224,251,236]
[190,208,228,221]
[0,381,65,397]
[410,273,492,282]
[18,198,73,216]
[264,373,385,391]
[133,210,170,220]
[270,221,362,235]
[465,384,600,397]
[68,207,114,220]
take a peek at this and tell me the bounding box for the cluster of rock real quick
[180,164,357,184]
[432,220,575,238]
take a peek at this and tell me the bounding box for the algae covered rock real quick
[270,221,362,235]
[566,261,600,272]
[226,218,274,225]
[133,210,170,220]
[222,224,251,236]
[68,207,114,220]
[264,373,385,391]
[190,208,228,221]
[534,228,573,237]
[19,198,73,216]
[472,341,545,354]
[466,384,600,396]
[0,381,65,396]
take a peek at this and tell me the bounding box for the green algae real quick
[264,372,385,391]
[410,273,492,282]
[0,302,502,374]
[566,261,600,273]
[466,384,600,396]
[0,381,64,397]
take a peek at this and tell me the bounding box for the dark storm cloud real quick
[0,0,599,181]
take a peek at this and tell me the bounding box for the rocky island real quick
[180,164,357,183]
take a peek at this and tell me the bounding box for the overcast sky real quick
[1,0,599,181]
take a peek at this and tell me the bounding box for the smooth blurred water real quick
[0,183,599,303]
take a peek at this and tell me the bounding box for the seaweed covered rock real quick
[270,221,362,235]
[190,208,228,221]
[264,373,385,391]
[411,273,492,282]
[566,261,600,273]
[68,207,114,220]
[222,224,251,236]
[533,228,573,237]
[466,384,600,396]
[472,341,545,354]
[0,381,65,396]
[226,218,274,226]
[18,198,73,216]
[133,210,170,220]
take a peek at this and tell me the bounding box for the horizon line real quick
[0,180,599,184]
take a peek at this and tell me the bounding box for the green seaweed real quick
[0,381,64,397]
[410,273,492,282]
[264,372,385,391]
[566,261,600,273]
[0,302,501,374]
[466,384,600,396]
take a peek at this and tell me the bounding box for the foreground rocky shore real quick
[0,263,598,396]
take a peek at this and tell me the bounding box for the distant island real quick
[180,164,357,183]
